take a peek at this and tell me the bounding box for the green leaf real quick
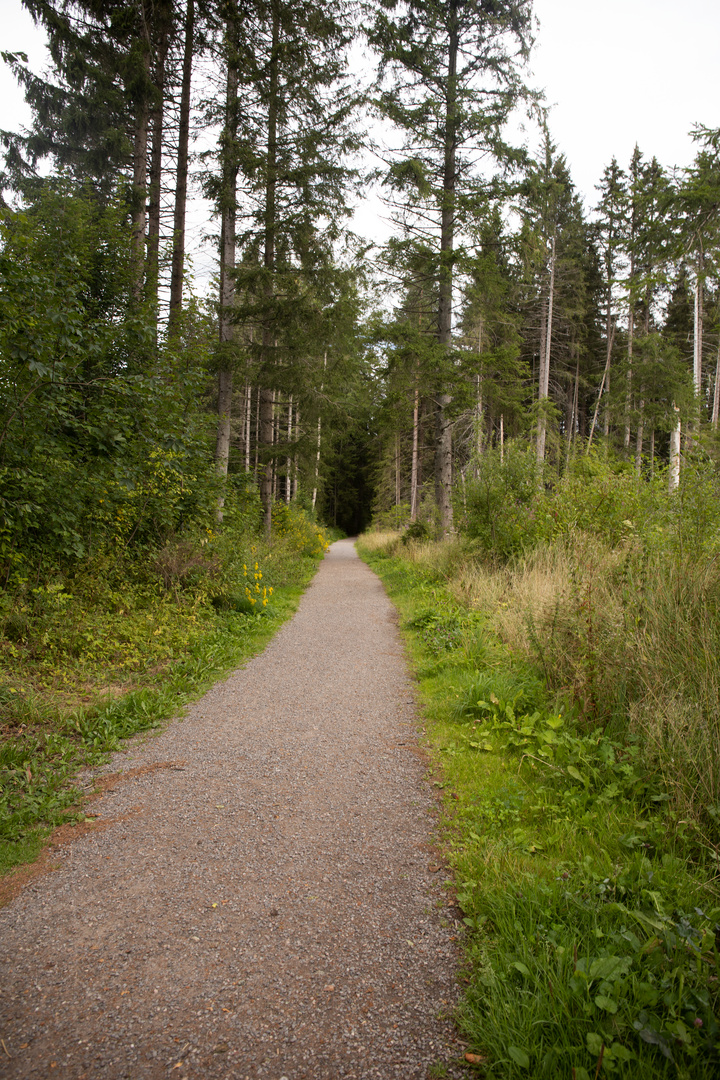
[595,994,618,1013]
[507,1046,530,1068]
[567,765,584,784]
[586,1032,603,1055]
[608,1043,635,1062]
[589,956,630,981]
[511,961,531,977]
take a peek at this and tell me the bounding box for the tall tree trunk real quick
[395,434,401,507]
[435,3,458,533]
[603,257,614,440]
[131,56,151,307]
[259,5,280,537]
[566,351,579,466]
[312,352,327,512]
[475,318,484,473]
[168,0,195,336]
[146,3,171,318]
[693,248,704,440]
[214,10,239,522]
[410,369,419,521]
[624,308,633,450]
[669,407,681,492]
[286,394,293,503]
[588,316,615,451]
[536,233,555,466]
[712,335,720,429]
[245,383,252,471]
[635,392,644,476]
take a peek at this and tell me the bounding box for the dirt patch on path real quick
[0,539,464,1079]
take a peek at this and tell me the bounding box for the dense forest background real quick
[2,0,720,555]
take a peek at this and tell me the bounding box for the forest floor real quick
[0,539,466,1080]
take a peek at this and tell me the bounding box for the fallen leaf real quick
[211,903,218,909]
[323,984,335,991]
[465,1051,487,1065]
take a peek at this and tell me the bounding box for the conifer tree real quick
[369,0,532,531]
[211,0,360,533]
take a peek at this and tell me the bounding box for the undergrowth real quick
[0,503,331,883]
[357,533,720,1079]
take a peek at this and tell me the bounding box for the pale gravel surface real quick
[0,539,465,1079]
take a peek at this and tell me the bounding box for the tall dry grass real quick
[364,527,720,844]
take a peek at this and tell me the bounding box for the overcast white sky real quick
[1,0,718,225]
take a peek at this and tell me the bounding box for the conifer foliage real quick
[3,1,720,549]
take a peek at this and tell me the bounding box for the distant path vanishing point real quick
[0,538,464,1079]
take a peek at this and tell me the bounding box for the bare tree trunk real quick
[434,5,458,534]
[254,390,260,480]
[500,414,504,464]
[669,406,681,492]
[649,429,655,478]
[410,371,419,521]
[168,0,195,335]
[245,383,252,471]
[712,335,720,429]
[286,394,293,503]
[692,250,705,446]
[131,56,151,307]
[635,392,644,476]
[566,352,579,466]
[475,319,484,472]
[536,233,555,466]
[588,316,615,451]
[694,250,704,399]
[259,6,280,538]
[293,407,299,500]
[395,434,401,507]
[214,10,239,522]
[272,390,278,499]
[312,352,327,511]
[624,309,634,450]
[145,3,170,319]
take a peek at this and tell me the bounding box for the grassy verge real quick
[0,536,323,886]
[357,532,720,1080]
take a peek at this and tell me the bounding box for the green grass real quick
[358,535,720,1080]
[0,564,318,883]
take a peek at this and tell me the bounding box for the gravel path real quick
[0,539,464,1079]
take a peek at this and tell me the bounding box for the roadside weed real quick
[358,535,720,1079]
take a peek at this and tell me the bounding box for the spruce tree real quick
[368,0,532,530]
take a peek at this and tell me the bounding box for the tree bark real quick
[168,0,195,335]
[259,5,280,538]
[214,8,239,522]
[635,391,644,476]
[146,2,171,317]
[536,232,555,466]
[410,368,419,521]
[712,335,720,429]
[587,316,615,451]
[131,49,151,307]
[669,407,681,492]
[434,1,458,534]
[312,352,327,512]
